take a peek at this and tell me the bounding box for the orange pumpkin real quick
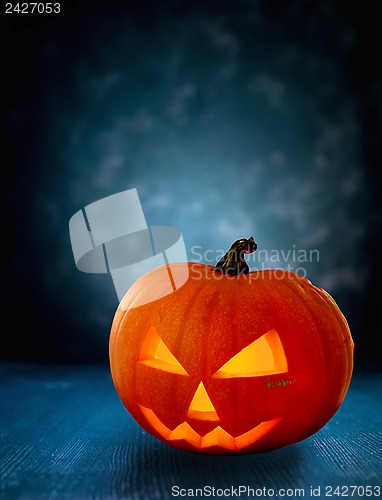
[109,239,353,455]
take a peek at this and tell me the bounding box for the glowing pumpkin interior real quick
[137,324,289,451]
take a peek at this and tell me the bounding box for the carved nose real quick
[187,382,219,421]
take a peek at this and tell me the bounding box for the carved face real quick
[110,263,354,455]
[137,324,288,451]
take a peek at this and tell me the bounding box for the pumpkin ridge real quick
[202,280,222,381]
[175,273,213,392]
[278,274,329,368]
[277,275,351,432]
[228,280,241,428]
[272,275,329,432]
[308,285,353,404]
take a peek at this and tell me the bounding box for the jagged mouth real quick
[138,404,282,451]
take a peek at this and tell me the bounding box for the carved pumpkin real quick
[109,238,354,455]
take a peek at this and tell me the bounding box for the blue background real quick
[2,0,381,370]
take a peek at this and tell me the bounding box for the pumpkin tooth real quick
[139,404,283,451]
[167,422,201,448]
[200,426,233,449]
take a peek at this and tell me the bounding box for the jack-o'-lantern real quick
[109,237,354,454]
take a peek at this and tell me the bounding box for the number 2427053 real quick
[5,3,61,14]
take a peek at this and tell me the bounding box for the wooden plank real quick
[0,363,381,499]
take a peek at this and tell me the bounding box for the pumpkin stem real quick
[215,237,257,275]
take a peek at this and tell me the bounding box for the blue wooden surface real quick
[0,362,381,500]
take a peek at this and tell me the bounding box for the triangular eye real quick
[138,324,190,376]
[212,329,288,378]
